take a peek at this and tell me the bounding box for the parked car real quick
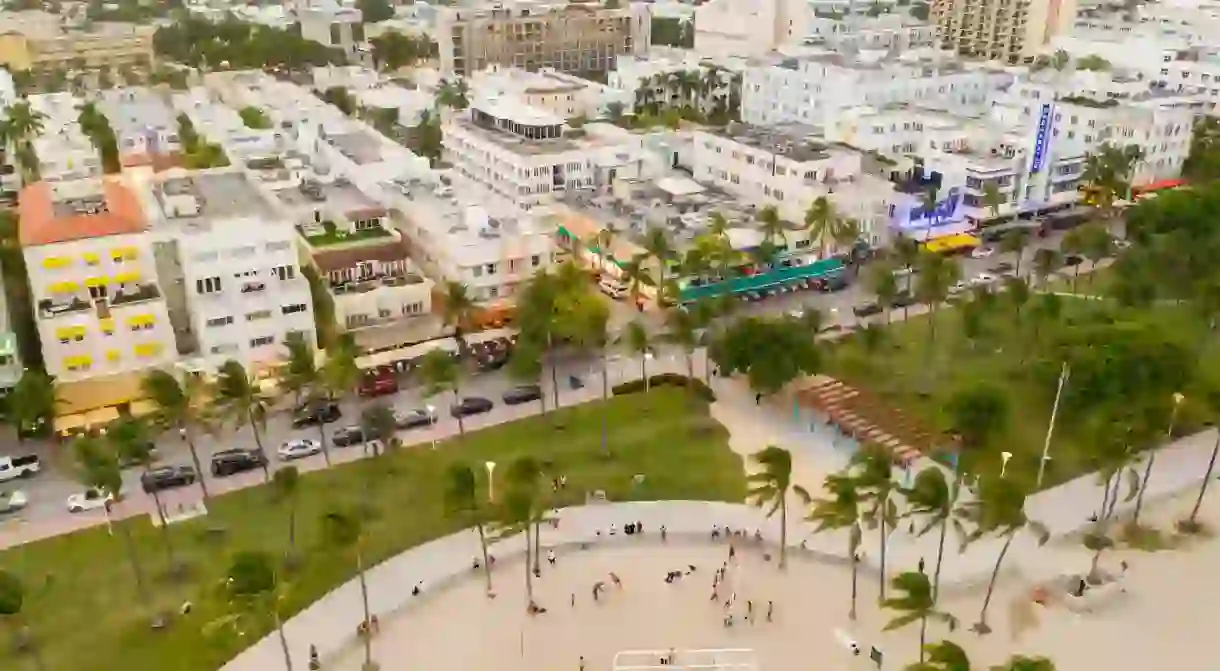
[1064,254,1084,266]
[117,442,159,469]
[394,407,438,430]
[140,465,198,493]
[502,385,543,406]
[949,280,971,296]
[332,425,365,447]
[0,490,28,514]
[450,396,494,418]
[598,278,628,299]
[971,246,996,259]
[971,272,999,286]
[291,401,342,428]
[66,487,110,513]
[853,302,883,317]
[890,291,918,308]
[278,438,322,461]
[210,448,268,477]
[0,454,41,482]
[358,369,398,398]
[990,261,1015,274]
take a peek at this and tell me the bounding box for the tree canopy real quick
[709,315,821,395]
[154,18,344,71]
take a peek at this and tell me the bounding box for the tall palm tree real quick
[496,458,543,608]
[213,360,271,482]
[903,468,960,604]
[446,463,494,594]
[757,205,787,253]
[881,571,958,664]
[1031,248,1062,289]
[271,466,301,553]
[707,211,731,239]
[663,306,700,385]
[1183,384,1220,532]
[621,319,653,390]
[906,640,971,671]
[620,255,649,312]
[417,348,464,436]
[914,252,960,367]
[804,196,837,259]
[641,227,674,305]
[981,182,1005,221]
[211,551,294,671]
[279,334,334,467]
[360,401,397,458]
[0,568,46,671]
[999,229,1029,278]
[745,446,810,569]
[107,418,180,568]
[807,473,865,620]
[867,262,899,324]
[851,443,899,602]
[892,234,921,321]
[956,476,1049,635]
[141,370,212,500]
[1077,223,1115,286]
[441,280,477,343]
[321,507,374,669]
[594,228,615,277]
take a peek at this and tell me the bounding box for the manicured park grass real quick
[824,287,1217,487]
[0,389,745,671]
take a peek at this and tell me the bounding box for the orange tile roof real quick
[18,180,148,247]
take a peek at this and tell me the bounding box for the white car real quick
[278,438,322,461]
[970,246,996,259]
[971,272,999,286]
[0,490,28,514]
[949,280,972,295]
[66,488,111,513]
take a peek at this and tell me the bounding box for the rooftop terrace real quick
[152,171,277,230]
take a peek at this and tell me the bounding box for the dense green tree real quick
[357,0,394,22]
[1183,116,1220,183]
[154,17,343,72]
[650,17,693,47]
[370,32,436,70]
[709,315,821,397]
[7,370,55,440]
[408,109,442,166]
[905,640,970,671]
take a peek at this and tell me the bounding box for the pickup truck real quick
[0,455,40,482]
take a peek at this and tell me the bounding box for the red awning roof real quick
[1133,178,1186,193]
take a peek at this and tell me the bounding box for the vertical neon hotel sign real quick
[1030,103,1052,173]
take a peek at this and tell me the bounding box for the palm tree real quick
[446,463,494,594]
[1060,228,1087,291]
[1077,223,1115,285]
[621,319,653,390]
[1000,229,1029,278]
[906,640,971,671]
[360,401,397,458]
[1183,385,1220,533]
[323,332,362,439]
[321,507,374,669]
[804,196,837,259]
[745,446,810,569]
[210,551,294,671]
[7,370,55,441]
[1083,143,1144,219]
[807,473,865,620]
[141,370,212,501]
[981,182,1005,221]
[867,262,899,324]
[914,252,960,366]
[2,101,47,151]
[1031,248,1062,289]
[594,228,615,277]
[440,280,477,343]
[892,234,921,321]
[495,458,543,608]
[757,205,787,253]
[106,418,179,570]
[620,255,649,312]
[213,360,271,482]
[903,468,959,603]
[280,333,334,467]
[271,466,301,553]
[956,476,1049,635]
[851,443,899,602]
[641,227,674,305]
[0,569,46,671]
[881,571,958,664]
[920,184,941,228]
[663,306,700,385]
[417,348,464,436]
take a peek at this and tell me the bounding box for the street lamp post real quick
[1000,451,1013,479]
[1133,392,1184,526]
[1036,362,1069,489]
[485,461,497,502]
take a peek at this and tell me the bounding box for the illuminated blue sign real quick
[1031,103,1052,173]
[888,187,965,232]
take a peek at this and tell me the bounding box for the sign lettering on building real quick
[1031,103,1052,173]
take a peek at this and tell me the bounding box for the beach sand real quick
[330,488,1220,671]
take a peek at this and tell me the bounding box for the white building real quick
[19,178,177,383]
[309,236,434,335]
[0,276,24,393]
[389,179,555,304]
[742,51,1012,127]
[691,125,899,246]
[799,13,937,52]
[694,0,805,58]
[98,87,181,169]
[298,0,366,60]
[140,169,317,373]
[27,92,102,184]
[470,65,632,121]
[312,66,436,127]
[611,53,744,114]
[441,97,650,213]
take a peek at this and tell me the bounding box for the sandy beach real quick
[328,484,1220,671]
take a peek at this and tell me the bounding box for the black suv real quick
[332,426,365,447]
[291,401,342,428]
[451,397,494,418]
[853,302,883,317]
[140,465,197,493]
[502,385,542,405]
[210,449,268,477]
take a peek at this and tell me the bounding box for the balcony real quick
[330,273,426,295]
[241,281,267,294]
[111,283,161,307]
[39,297,90,319]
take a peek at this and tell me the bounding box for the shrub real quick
[611,374,716,401]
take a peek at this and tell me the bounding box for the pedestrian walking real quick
[918,557,926,574]
[636,520,643,534]
[747,600,753,623]
[661,524,668,542]
[729,544,736,560]
[767,600,773,622]
[610,572,622,588]
[580,656,586,671]
[548,549,557,566]
[309,644,321,671]
[571,593,576,607]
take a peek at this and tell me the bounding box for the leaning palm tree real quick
[621,319,653,390]
[906,640,971,671]
[440,280,477,344]
[902,468,960,602]
[804,196,837,259]
[107,418,179,569]
[213,360,271,482]
[1182,382,1220,533]
[914,251,960,367]
[208,551,294,671]
[417,348,464,436]
[663,306,700,385]
[851,442,899,602]
[2,101,47,152]
[446,463,494,594]
[321,507,374,669]
[882,571,958,664]
[745,446,810,569]
[641,227,674,304]
[956,476,1049,635]
[807,473,865,620]
[757,204,787,252]
[140,370,212,501]
[279,333,334,467]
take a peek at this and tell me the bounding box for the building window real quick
[207,316,234,328]
[250,335,275,348]
[272,265,296,281]
[282,303,308,315]
[531,254,541,267]
[246,309,272,322]
[197,277,222,294]
[486,263,497,275]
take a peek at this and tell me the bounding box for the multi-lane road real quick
[0,225,1106,549]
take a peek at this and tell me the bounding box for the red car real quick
[358,369,398,397]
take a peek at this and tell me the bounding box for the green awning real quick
[679,258,845,303]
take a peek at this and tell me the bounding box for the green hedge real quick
[612,374,716,401]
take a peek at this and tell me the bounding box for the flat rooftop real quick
[327,131,384,166]
[707,124,835,163]
[18,180,147,247]
[275,180,386,218]
[153,171,277,230]
[98,88,176,135]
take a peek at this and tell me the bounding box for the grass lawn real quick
[824,288,1217,487]
[0,389,744,671]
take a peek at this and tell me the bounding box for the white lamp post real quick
[485,461,497,502]
[1000,451,1013,479]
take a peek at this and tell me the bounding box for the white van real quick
[598,278,628,299]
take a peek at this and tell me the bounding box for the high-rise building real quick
[433,1,650,77]
[930,0,1079,63]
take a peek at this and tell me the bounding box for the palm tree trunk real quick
[316,421,332,468]
[524,528,534,604]
[641,354,649,391]
[931,517,948,603]
[533,518,542,574]
[878,513,887,603]
[118,521,152,611]
[1013,251,1022,279]
[975,533,1015,634]
[149,488,177,568]
[274,613,294,671]
[453,389,466,437]
[1188,430,1220,524]
[918,613,928,663]
[357,547,372,669]
[1099,474,1113,522]
[249,409,270,482]
[601,348,610,455]
[183,430,211,500]
[779,497,787,569]
[288,503,297,549]
[849,549,858,621]
[477,522,493,593]
[548,342,561,411]
[1133,452,1157,525]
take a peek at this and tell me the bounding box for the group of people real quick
[710,526,764,544]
